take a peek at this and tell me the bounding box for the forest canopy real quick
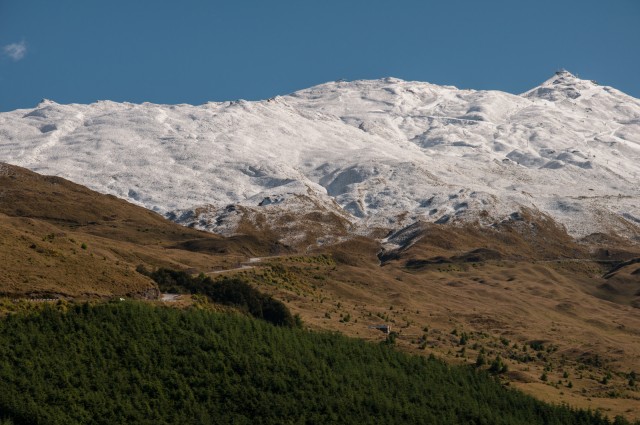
[0,302,634,425]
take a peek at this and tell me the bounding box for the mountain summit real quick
[1,72,639,245]
[523,69,598,101]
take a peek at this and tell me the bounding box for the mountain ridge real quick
[1,71,639,246]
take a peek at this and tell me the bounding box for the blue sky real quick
[1,0,638,111]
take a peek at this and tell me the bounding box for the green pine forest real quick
[0,301,636,425]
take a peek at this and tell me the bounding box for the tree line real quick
[138,266,297,327]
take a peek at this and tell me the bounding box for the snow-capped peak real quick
[522,69,600,101]
[1,73,639,241]
[36,98,58,107]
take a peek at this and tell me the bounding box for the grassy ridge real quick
[0,302,631,425]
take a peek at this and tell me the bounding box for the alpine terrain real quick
[1,70,639,245]
[1,70,640,422]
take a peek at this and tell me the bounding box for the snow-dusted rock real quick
[1,71,639,240]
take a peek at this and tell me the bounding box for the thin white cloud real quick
[3,41,27,61]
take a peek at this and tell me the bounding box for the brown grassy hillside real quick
[0,163,279,297]
[2,162,639,420]
[194,216,639,421]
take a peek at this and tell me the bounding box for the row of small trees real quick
[137,266,298,327]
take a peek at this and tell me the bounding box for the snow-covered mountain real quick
[1,71,639,244]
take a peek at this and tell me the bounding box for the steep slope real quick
[1,71,638,244]
[0,164,279,298]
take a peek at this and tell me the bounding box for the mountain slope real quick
[0,163,282,298]
[1,71,638,244]
[1,165,639,420]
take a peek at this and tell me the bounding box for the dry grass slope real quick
[1,162,639,421]
[0,163,278,298]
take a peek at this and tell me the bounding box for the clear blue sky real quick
[1,0,638,111]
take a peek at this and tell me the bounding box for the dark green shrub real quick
[140,267,296,327]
